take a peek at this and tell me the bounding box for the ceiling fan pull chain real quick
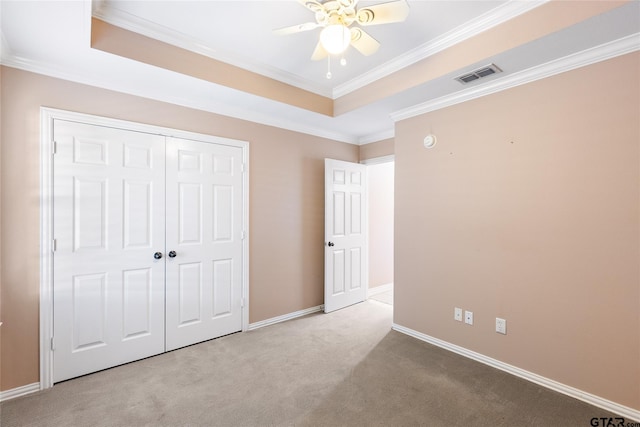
[326,56,332,79]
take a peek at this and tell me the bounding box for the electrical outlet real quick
[454,307,463,322]
[496,318,507,335]
[464,310,473,325]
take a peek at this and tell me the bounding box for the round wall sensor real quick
[423,134,437,148]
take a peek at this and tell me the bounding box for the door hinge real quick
[52,239,57,252]
[241,163,246,173]
[241,231,246,241]
[50,337,55,351]
[52,140,57,154]
[240,298,245,308]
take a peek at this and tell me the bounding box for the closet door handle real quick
[168,251,177,258]
[327,242,335,247]
[154,252,163,260]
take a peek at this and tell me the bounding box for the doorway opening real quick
[365,158,394,307]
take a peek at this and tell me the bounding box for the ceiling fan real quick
[274,0,410,63]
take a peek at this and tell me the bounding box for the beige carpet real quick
[368,290,393,305]
[0,301,619,426]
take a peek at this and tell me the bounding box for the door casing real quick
[39,107,250,390]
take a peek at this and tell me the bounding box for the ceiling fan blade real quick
[356,0,410,26]
[350,28,380,56]
[337,0,358,8]
[311,41,329,61]
[297,0,325,14]
[273,22,321,36]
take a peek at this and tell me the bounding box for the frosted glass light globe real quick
[320,25,351,55]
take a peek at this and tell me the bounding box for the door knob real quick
[154,252,163,259]
[168,251,177,258]
[327,242,335,247]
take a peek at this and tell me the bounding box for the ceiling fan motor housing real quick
[317,1,357,27]
[274,0,410,62]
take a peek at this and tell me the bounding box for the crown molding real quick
[333,0,548,98]
[391,33,640,122]
[0,54,359,145]
[358,128,395,145]
[0,31,11,60]
[93,1,547,101]
[92,5,333,98]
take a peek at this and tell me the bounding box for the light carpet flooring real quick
[1,301,620,426]
[368,290,393,306]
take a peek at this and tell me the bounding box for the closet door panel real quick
[165,137,243,351]
[53,120,166,382]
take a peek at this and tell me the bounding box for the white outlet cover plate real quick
[464,311,473,325]
[454,307,463,321]
[496,317,507,334]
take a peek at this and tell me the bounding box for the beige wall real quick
[394,53,640,410]
[359,138,394,162]
[368,162,394,288]
[0,66,358,391]
[0,65,3,383]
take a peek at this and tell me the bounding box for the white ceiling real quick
[92,0,506,95]
[1,1,639,144]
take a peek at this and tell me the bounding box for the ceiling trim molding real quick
[358,129,395,146]
[92,5,333,98]
[0,31,11,60]
[333,0,548,98]
[92,1,547,101]
[391,33,640,122]
[0,54,359,145]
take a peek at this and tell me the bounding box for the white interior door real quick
[324,159,368,313]
[53,120,166,382]
[164,137,244,351]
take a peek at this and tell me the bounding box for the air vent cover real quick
[455,64,502,84]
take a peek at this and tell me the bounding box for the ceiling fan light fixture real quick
[320,24,351,55]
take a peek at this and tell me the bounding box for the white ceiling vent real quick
[455,64,502,84]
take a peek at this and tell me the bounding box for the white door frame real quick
[360,155,395,166]
[39,107,250,390]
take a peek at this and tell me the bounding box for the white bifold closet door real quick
[164,137,243,351]
[52,121,243,383]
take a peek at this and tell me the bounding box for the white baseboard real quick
[368,283,393,297]
[0,382,40,402]
[392,323,640,422]
[248,305,324,331]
